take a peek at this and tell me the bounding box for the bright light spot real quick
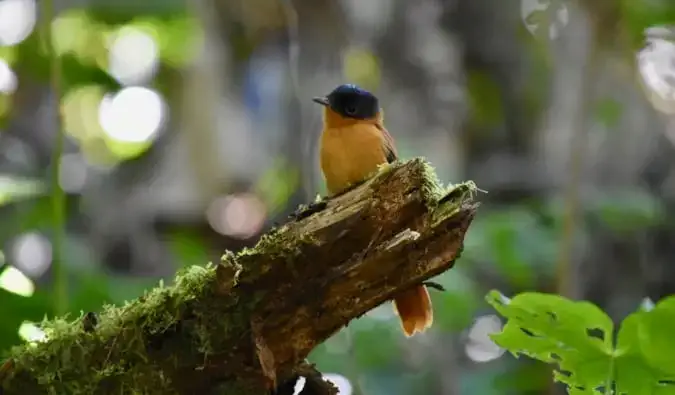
[0,266,34,297]
[465,315,505,362]
[206,193,267,239]
[0,0,36,46]
[59,153,88,193]
[11,232,52,277]
[108,26,159,85]
[292,377,306,395]
[0,59,17,93]
[638,26,675,114]
[641,297,656,311]
[520,0,569,40]
[292,374,352,395]
[323,373,352,395]
[18,321,45,342]
[98,87,165,143]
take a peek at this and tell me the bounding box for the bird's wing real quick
[376,123,398,163]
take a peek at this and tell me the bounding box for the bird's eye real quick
[344,106,357,115]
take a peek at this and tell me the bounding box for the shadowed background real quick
[0,0,674,394]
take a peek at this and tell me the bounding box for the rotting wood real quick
[0,158,479,395]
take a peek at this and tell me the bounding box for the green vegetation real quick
[488,291,675,394]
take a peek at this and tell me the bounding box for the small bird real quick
[313,83,433,337]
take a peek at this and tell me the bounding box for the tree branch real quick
[0,158,479,395]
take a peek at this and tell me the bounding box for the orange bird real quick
[313,83,433,337]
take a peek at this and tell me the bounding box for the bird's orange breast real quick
[320,123,389,195]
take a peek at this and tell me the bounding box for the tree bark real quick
[0,158,478,395]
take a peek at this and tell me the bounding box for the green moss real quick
[220,251,243,286]
[431,181,478,227]
[418,159,446,204]
[237,224,293,260]
[6,265,219,394]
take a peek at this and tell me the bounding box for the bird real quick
[312,83,433,337]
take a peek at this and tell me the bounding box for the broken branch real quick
[0,158,478,395]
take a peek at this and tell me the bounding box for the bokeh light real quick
[0,59,17,94]
[638,26,675,114]
[206,193,267,239]
[291,373,353,395]
[0,266,34,297]
[11,232,53,278]
[59,153,89,193]
[464,315,505,363]
[0,0,36,46]
[98,86,166,143]
[323,374,352,395]
[18,321,45,343]
[108,26,160,85]
[62,85,106,141]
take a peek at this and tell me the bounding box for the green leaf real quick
[486,291,613,391]
[488,290,675,394]
[614,311,675,394]
[638,296,675,376]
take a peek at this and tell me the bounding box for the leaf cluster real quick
[487,291,675,394]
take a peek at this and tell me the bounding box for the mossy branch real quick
[0,158,479,395]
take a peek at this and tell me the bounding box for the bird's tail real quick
[393,285,433,337]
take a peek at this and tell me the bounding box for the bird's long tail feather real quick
[393,285,433,337]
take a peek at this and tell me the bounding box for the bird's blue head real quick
[313,84,379,120]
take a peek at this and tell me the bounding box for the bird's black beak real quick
[312,96,329,106]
